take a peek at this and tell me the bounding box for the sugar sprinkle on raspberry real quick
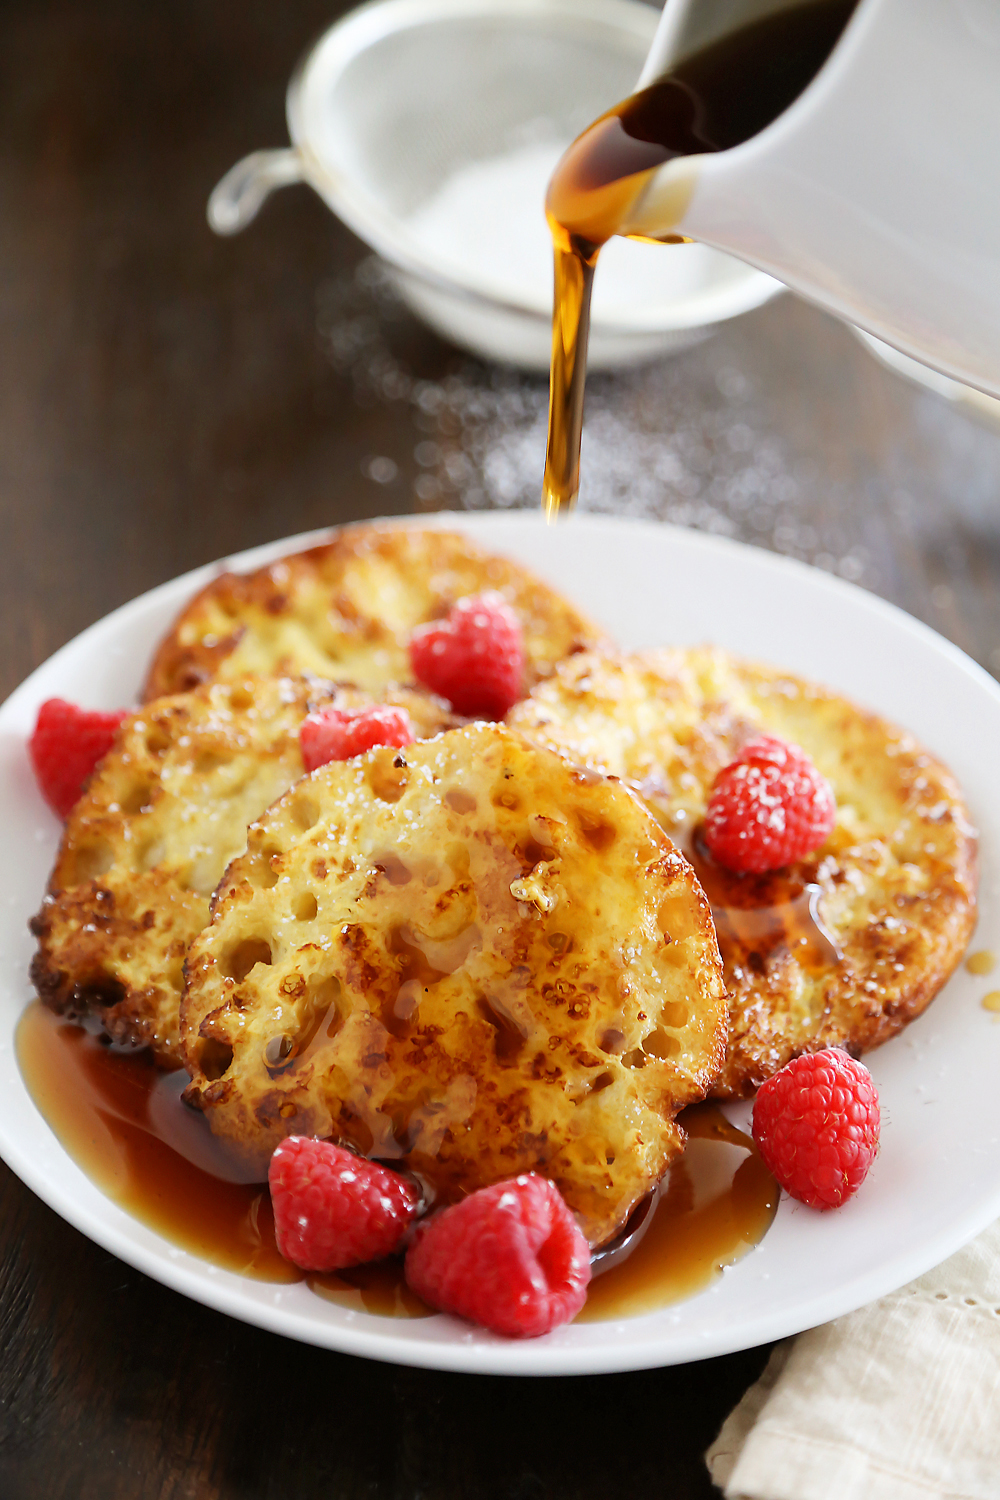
[269,1137,420,1271]
[704,732,835,873]
[752,1048,880,1210]
[404,1173,591,1337]
[29,698,127,820]
[409,592,524,718]
[300,704,414,772]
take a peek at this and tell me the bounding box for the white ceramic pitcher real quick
[619,0,1000,397]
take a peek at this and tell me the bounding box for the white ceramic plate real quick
[2,512,999,1376]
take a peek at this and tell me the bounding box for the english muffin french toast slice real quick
[181,724,727,1246]
[143,524,608,702]
[31,677,459,1064]
[508,647,978,1096]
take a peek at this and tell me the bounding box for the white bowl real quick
[209,0,782,369]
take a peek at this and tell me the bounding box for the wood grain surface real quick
[3,1,1000,1496]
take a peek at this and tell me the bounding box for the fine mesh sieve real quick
[298,12,644,215]
[210,0,782,369]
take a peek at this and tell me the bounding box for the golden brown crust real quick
[180,725,727,1245]
[30,677,459,1063]
[508,647,978,1095]
[143,525,609,703]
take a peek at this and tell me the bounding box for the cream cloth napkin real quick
[705,1221,1000,1500]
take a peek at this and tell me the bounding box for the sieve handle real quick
[207,149,304,235]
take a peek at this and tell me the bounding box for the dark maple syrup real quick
[16,1001,297,1280]
[15,1001,432,1315]
[543,0,859,515]
[581,1102,777,1320]
[16,1000,777,1322]
[686,823,841,975]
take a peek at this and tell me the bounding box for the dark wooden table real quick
[3,2,1000,1496]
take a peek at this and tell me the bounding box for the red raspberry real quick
[409,592,524,718]
[752,1049,880,1210]
[404,1174,591,1337]
[29,698,127,820]
[269,1137,420,1271]
[704,732,835,873]
[299,704,414,772]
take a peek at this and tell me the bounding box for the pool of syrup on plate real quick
[686,824,841,976]
[543,0,858,516]
[17,1000,778,1321]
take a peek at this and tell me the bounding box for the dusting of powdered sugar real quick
[318,254,1000,650]
[318,259,866,575]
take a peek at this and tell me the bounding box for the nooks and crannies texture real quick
[30,678,457,1063]
[180,725,727,1247]
[143,525,606,701]
[507,648,978,1097]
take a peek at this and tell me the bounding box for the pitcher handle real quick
[207,148,305,235]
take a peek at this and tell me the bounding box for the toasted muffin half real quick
[181,724,727,1245]
[143,525,608,703]
[508,647,978,1096]
[30,677,458,1064]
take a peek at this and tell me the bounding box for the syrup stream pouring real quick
[544,0,1000,514]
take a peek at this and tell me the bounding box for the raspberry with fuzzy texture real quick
[300,704,414,772]
[752,1049,880,1209]
[269,1137,420,1271]
[409,592,524,718]
[704,733,835,873]
[404,1174,591,1337]
[29,698,127,820]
